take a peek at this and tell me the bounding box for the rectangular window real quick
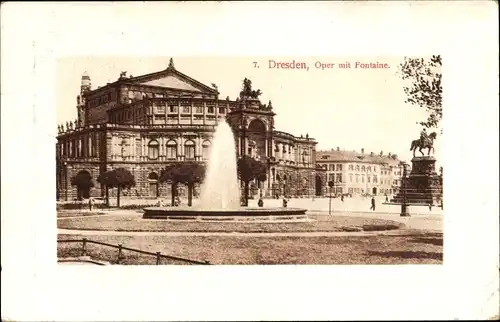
[207,106,214,114]
[148,142,159,160]
[169,105,177,113]
[166,146,177,160]
[336,164,342,171]
[329,164,335,171]
[182,106,190,113]
[185,146,195,160]
[336,173,342,183]
[196,106,203,113]
[367,176,371,183]
[218,107,225,114]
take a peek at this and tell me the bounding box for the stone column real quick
[177,100,181,124]
[197,136,202,161]
[142,137,146,160]
[130,136,135,160]
[158,136,163,160]
[190,100,194,124]
[203,101,207,125]
[179,136,184,160]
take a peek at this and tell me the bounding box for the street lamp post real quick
[328,180,334,215]
[400,161,410,217]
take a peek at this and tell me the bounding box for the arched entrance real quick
[247,119,267,159]
[315,175,323,196]
[372,187,377,195]
[72,170,93,200]
[148,172,159,198]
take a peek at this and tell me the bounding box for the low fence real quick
[57,238,211,265]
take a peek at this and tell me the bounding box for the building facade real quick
[315,148,403,196]
[56,59,326,201]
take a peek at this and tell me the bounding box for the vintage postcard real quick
[56,56,444,265]
[2,2,498,322]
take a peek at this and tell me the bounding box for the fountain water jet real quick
[198,120,241,210]
[143,119,307,219]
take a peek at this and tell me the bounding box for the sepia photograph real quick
[2,2,498,321]
[56,56,444,265]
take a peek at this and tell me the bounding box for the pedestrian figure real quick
[370,196,376,211]
[385,194,388,203]
[88,198,93,211]
[341,194,344,202]
[428,203,432,211]
[258,198,264,207]
[282,198,288,208]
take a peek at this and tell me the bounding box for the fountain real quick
[198,120,241,211]
[143,119,307,220]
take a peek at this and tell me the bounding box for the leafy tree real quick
[237,155,267,206]
[70,171,94,200]
[97,168,136,207]
[398,55,442,128]
[160,162,206,207]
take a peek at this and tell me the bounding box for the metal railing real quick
[58,238,211,265]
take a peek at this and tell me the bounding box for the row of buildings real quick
[56,59,405,201]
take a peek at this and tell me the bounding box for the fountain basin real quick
[143,207,307,219]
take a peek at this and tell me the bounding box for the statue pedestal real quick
[391,156,443,206]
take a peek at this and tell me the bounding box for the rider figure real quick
[420,128,428,146]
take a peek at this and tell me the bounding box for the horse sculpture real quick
[410,131,437,157]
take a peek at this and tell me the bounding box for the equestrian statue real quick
[410,128,437,157]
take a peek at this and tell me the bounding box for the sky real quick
[57,56,442,163]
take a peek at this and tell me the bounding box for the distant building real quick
[315,147,403,196]
[56,59,325,201]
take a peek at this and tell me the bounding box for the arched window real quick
[148,140,159,160]
[166,140,177,160]
[202,140,211,160]
[361,165,366,172]
[184,140,195,160]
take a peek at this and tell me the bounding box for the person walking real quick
[370,196,376,211]
[258,198,264,207]
[88,198,93,211]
